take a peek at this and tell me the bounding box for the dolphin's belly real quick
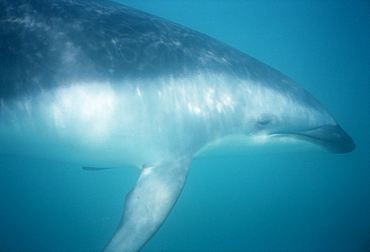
[0,75,236,166]
[0,82,162,167]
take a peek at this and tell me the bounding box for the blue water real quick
[1,0,369,251]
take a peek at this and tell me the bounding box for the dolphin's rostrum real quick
[0,0,355,251]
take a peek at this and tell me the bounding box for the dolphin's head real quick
[252,111,355,154]
[239,77,355,154]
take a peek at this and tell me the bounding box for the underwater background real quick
[1,0,369,251]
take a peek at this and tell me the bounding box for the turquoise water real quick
[1,0,369,251]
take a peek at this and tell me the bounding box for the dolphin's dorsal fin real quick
[104,157,192,251]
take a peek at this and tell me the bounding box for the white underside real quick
[0,74,332,169]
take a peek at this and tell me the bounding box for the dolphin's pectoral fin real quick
[103,157,192,252]
[82,166,115,171]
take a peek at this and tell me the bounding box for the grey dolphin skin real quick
[0,0,355,251]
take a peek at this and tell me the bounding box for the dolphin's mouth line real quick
[273,124,355,153]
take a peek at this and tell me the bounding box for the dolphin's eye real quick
[257,118,271,126]
[256,113,274,128]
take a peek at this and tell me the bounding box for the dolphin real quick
[0,0,355,251]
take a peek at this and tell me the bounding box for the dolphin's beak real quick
[297,124,356,153]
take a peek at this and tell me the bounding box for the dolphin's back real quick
[1,0,299,100]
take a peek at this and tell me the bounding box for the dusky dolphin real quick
[0,0,355,251]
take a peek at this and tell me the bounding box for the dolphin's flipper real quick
[104,157,192,251]
[82,166,114,171]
